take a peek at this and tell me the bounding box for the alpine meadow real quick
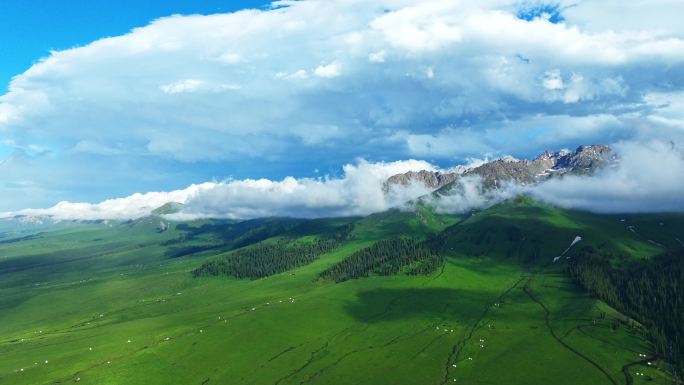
[1,1,684,385]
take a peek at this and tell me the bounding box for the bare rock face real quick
[554,144,613,171]
[384,170,460,191]
[384,145,614,191]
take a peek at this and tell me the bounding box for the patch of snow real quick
[554,235,582,262]
[569,236,582,247]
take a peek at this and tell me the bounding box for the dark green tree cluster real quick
[319,238,442,282]
[567,246,684,378]
[193,238,341,279]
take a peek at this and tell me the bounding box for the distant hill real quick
[151,202,184,216]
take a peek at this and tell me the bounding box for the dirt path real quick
[298,326,431,385]
[439,274,527,385]
[523,276,618,385]
[274,341,330,385]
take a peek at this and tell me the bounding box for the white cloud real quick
[3,159,436,220]
[426,67,434,79]
[218,52,243,63]
[428,175,517,214]
[369,1,463,52]
[160,79,204,94]
[171,158,439,219]
[368,50,386,63]
[642,91,684,131]
[0,103,14,124]
[276,69,309,80]
[405,114,630,159]
[529,140,684,213]
[1,0,681,164]
[4,183,217,221]
[563,0,684,34]
[540,70,627,104]
[423,140,684,215]
[542,69,564,90]
[314,62,341,78]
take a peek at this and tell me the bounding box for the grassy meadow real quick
[0,200,679,384]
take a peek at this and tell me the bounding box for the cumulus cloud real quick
[2,0,683,160]
[1,0,684,209]
[314,62,341,78]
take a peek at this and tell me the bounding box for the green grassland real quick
[0,199,681,384]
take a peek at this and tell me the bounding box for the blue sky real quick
[516,3,565,24]
[1,0,684,217]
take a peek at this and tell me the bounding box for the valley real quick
[0,199,680,384]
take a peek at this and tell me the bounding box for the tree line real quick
[567,246,684,380]
[193,238,342,279]
[319,238,443,282]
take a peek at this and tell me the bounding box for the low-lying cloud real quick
[430,139,684,215]
[427,175,519,214]
[529,140,684,213]
[3,140,682,222]
[1,159,436,220]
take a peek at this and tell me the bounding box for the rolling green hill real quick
[433,196,669,265]
[0,198,682,384]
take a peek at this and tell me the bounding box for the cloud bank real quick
[1,0,684,209]
[529,140,684,213]
[431,140,684,215]
[2,159,436,220]
[3,140,683,221]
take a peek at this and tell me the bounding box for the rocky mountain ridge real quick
[385,144,614,191]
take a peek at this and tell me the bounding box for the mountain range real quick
[385,144,614,191]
